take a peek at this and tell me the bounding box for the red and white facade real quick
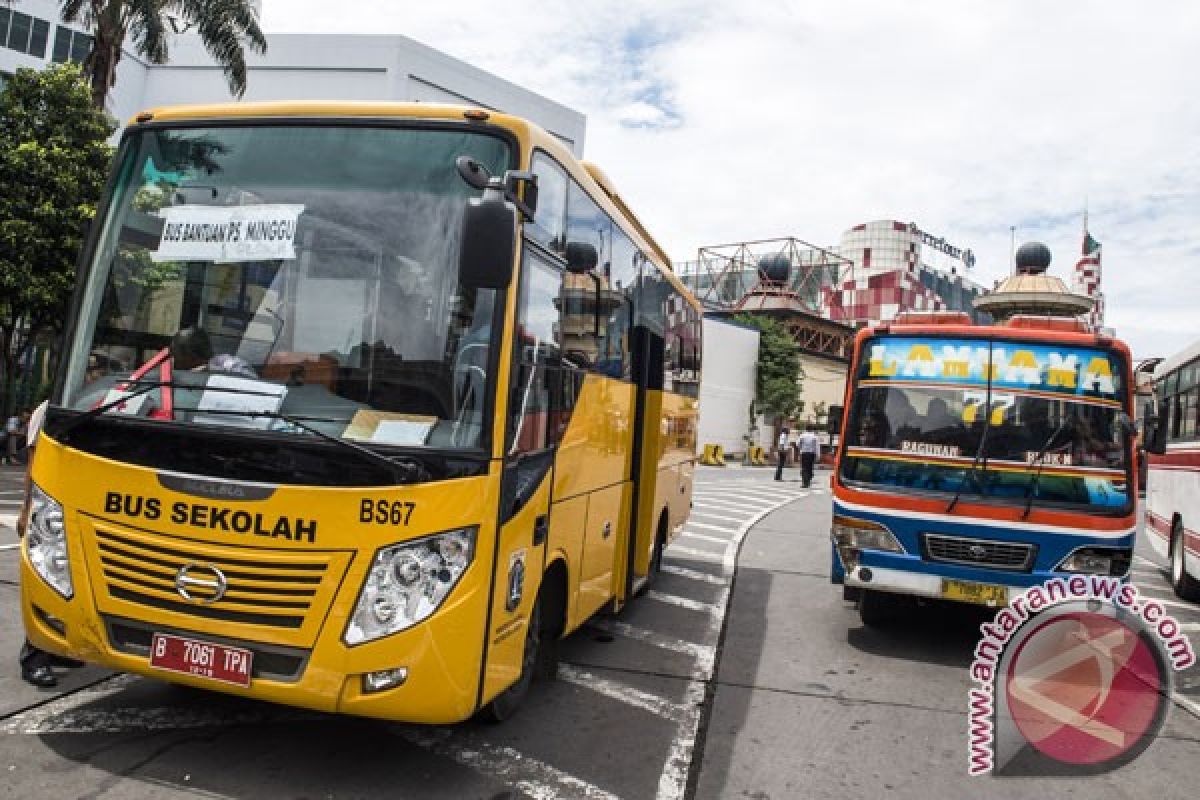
[1073,243,1105,330]
[821,220,986,327]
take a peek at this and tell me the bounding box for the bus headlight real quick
[1057,547,1132,577]
[831,515,903,571]
[25,485,73,599]
[344,527,476,645]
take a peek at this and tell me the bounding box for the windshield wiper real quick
[56,381,429,485]
[1020,419,1072,520]
[947,341,995,513]
[171,407,430,485]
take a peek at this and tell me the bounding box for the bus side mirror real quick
[1145,400,1168,455]
[459,185,516,290]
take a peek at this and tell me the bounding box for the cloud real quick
[263,0,1200,358]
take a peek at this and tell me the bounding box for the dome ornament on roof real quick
[1014,241,1052,275]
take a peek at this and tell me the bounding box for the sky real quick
[264,0,1200,360]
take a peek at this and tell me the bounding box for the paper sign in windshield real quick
[152,204,304,263]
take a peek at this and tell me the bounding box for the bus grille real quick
[922,533,1036,572]
[93,528,328,629]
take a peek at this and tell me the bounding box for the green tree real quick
[0,65,114,414]
[59,0,267,109]
[735,313,805,429]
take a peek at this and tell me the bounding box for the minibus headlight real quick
[1057,547,1132,577]
[344,527,476,645]
[25,485,73,599]
[831,515,903,571]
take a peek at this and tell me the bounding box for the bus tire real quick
[858,590,909,628]
[481,593,547,723]
[1171,520,1200,602]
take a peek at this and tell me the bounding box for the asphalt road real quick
[2,464,1199,799]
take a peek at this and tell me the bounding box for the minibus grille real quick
[922,533,1036,572]
[92,527,330,630]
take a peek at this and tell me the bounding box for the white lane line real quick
[665,545,727,565]
[719,493,798,506]
[680,531,729,546]
[1134,555,1161,568]
[1141,595,1200,614]
[692,499,762,514]
[661,564,727,586]
[686,521,737,535]
[1174,692,1200,723]
[396,728,620,800]
[689,510,747,525]
[0,543,19,552]
[557,664,686,722]
[1135,583,1183,597]
[657,680,707,800]
[715,488,802,502]
[1181,622,1200,633]
[646,589,726,618]
[587,619,715,679]
[0,513,17,529]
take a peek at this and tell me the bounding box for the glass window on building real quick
[0,9,11,48]
[29,18,48,58]
[7,10,31,53]
[70,30,92,63]
[52,25,71,62]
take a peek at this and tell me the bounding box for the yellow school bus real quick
[21,102,701,722]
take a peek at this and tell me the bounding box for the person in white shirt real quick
[3,412,20,465]
[798,425,821,488]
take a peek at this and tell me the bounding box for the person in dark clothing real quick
[774,427,789,481]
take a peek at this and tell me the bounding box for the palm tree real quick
[59,0,267,110]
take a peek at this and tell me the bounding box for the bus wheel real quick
[1171,521,1200,602]
[638,517,668,597]
[482,594,547,723]
[858,590,910,628]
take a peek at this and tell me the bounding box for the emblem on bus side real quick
[175,563,229,605]
[506,550,527,612]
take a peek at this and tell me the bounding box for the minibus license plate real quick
[941,579,1007,607]
[150,633,253,687]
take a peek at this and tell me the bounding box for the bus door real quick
[622,323,665,601]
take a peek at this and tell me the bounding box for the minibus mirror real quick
[1145,400,1168,455]
[459,185,516,290]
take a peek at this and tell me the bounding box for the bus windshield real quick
[840,335,1131,511]
[62,125,510,450]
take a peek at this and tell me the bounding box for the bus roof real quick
[1153,336,1200,380]
[857,322,1133,360]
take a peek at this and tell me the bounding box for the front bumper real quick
[20,546,487,724]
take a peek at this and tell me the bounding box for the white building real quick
[0,0,586,155]
[697,317,760,456]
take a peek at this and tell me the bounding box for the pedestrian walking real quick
[798,424,821,488]
[774,427,789,481]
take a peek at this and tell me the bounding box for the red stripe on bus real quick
[1147,450,1200,469]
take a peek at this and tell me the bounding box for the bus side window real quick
[508,254,564,455]
[529,153,567,256]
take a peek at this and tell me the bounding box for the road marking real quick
[657,680,707,800]
[665,545,727,564]
[1134,554,1161,568]
[557,664,686,722]
[680,530,729,545]
[395,728,620,800]
[0,513,17,529]
[1174,691,1200,722]
[721,492,799,506]
[1180,622,1200,633]
[1135,583,1183,597]
[646,589,726,618]
[661,564,728,586]
[689,510,747,524]
[716,488,802,502]
[692,499,762,514]
[587,619,715,678]
[0,543,19,551]
[1140,595,1200,613]
[686,520,736,534]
